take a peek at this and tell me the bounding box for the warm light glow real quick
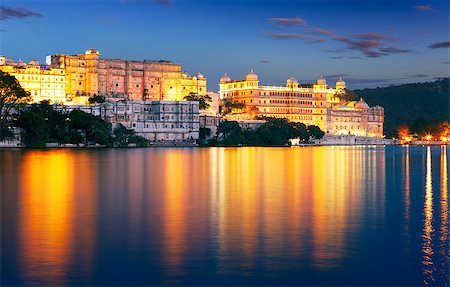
[439,147,449,277]
[422,146,435,285]
[426,134,432,141]
[19,151,74,285]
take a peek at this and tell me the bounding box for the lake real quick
[1,146,448,286]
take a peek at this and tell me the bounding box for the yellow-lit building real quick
[219,70,384,137]
[50,49,207,101]
[0,56,66,104]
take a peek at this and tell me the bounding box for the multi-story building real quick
[50,49,207,101]
[219,70,333,131]
[55,100,200,142]
[103,100,199,141]
[326,100,384,137]
[219,70,384,138]
[0,56,66,103]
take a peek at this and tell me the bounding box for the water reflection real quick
[2,146,448,286]
[439,147,449,282]
[402,147,411,260]
[210,147,386,274]
[422,146,435,285]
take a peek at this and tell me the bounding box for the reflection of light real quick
[439,147,449,279]
[163,151,187,282]
[19,151,74,285]
[422,146,435,285]
[403,146,411,255]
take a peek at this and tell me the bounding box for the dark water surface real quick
[1,146,448,286]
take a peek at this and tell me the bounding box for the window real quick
[116,83,119,87]
[136,84,139,87]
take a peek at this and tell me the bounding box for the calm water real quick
[1,146,449,286]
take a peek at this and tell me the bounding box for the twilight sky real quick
[0,0,449,91]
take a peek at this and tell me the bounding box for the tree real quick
[0,71,32,139]
[88,94,106,104]
[307,125,325,140]
[183,92,212,110]
[216,120,241,142]
[16,105,48,148]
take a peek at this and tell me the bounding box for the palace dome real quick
[287,77,298,84]
[356,98,369,109]
[336,77,346,87]
[196,72,205,79]
[220,72,231,84]
[246,69,259,81]
[85,48,99,55]
[317,76,326,85]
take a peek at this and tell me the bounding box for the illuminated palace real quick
[219,70,384,137]
[50,49,207,101]
[0,56,66,104]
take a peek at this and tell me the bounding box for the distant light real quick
[426,134,432,141]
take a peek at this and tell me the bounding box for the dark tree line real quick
[201,118,325,146]
[16,101,148,148]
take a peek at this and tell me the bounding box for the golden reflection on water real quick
[210,146,386,273]
[439,147,449,279]
[422,146,435,285]
[162,150,187,280]
[19,151,74,285]
[18,150,96,285]
[403,147,411,257]
[5,146,403,284]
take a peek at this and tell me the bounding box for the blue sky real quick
[1,0,449,91]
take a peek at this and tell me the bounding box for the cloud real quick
[427,41,450,49]
[408,74,429,78]
[267,17,306,26]
[264,17,413,58]
[266,32,309,39]
[380,47,412,54]
[354,32,386,40]
[322,49,345,54]
[336,37,384,57]
[315,28,332,35]
[414,5,433,11]
[309,38,326,44]
[0,6,42,21]
[260,60,272,63]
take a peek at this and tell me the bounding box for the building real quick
[219,70,330,131]
[219,70,384,138]
[0,56,66,104]
[50,49,207,101]
[326,100,384,137]
[55,100,200,142]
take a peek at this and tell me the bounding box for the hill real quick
[344,78,449,137]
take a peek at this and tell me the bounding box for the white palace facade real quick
[219,70,384,138]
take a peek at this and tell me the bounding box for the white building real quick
[54,100,200,142]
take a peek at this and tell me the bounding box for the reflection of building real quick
[55,100,200,142]
[0,56,66,103]
[50,49,207,101]
[219,70,384,137]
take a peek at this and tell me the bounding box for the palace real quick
[50,49,206,101]
[219,70,384,137]
[0,56,66,104]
